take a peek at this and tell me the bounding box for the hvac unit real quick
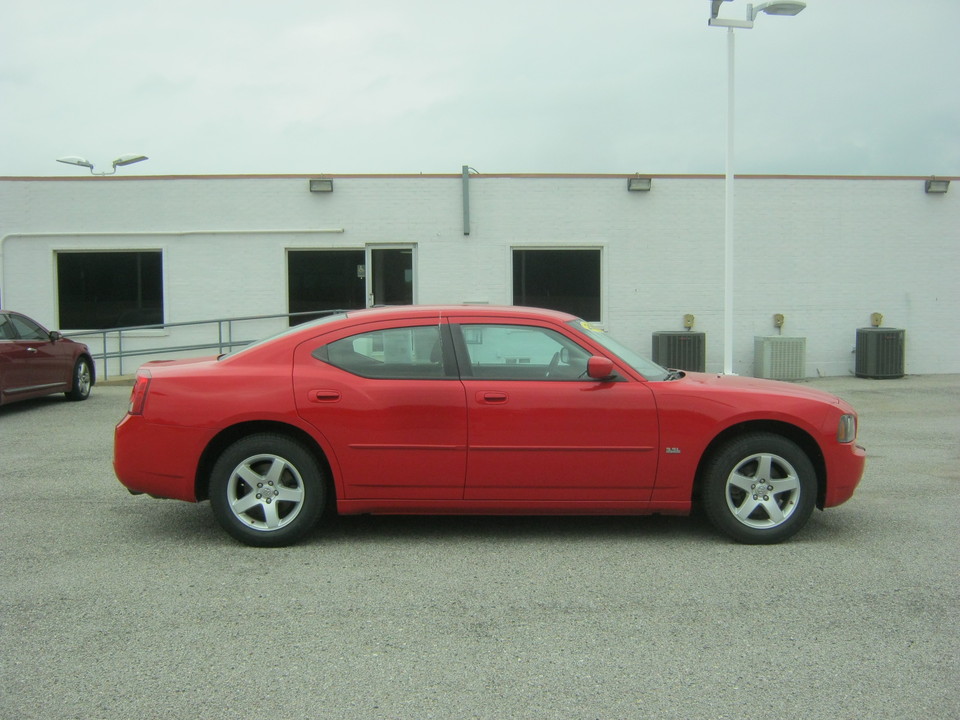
[754,336,806,380]
[855,328,905,379]
[652,331,705,372]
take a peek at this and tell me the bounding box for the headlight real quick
[837,414,857,443]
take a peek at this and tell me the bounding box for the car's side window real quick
[314,325,448,379]
[458,324,592,380]
[8,315,48,341]
[0,316,15,340]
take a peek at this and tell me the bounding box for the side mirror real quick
[49,331,63,342]
[586,356,616,381]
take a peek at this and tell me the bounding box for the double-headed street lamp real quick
[708,0,805,374]
[56,154,149,175]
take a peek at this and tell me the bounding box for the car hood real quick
[673,372,842,404]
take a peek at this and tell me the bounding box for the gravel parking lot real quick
[2,375,958,720]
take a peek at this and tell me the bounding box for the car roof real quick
[221,305,583,363]
[0,310,42,323]
[343,305,580,323]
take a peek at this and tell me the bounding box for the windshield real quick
[567,320,670,381]
[220,313,346,359]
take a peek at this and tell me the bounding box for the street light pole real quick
[724,25,736,376]
[708,0,805,375]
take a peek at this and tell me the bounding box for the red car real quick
[114,305,865,546]
[0,310,95,406]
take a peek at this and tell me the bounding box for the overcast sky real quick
[2,0,957,178]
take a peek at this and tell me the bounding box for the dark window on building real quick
[369,248,413,307]
[512,249,601,321]
[288,250,366,325]
[57,251,163,330]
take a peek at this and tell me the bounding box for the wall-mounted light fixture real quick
[627,176,652,191]
[925,177,950,194]
[309,178,334,192]
[56,154,148,175]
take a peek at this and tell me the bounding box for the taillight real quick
[128,371,152,415]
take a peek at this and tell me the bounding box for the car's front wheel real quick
[701,433,817,544]
[209,434,327,547]
[65,357,92,401]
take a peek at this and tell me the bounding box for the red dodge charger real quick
[114,305,865,546]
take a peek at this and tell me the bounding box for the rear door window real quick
[314,325,450,379]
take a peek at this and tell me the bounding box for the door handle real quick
[310,389,341,403]
[27,347,38,353]
[477,391,508,404]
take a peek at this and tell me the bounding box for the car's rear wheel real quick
[65,357,92,401]
[209,434,327,547]
[701,433,816,544]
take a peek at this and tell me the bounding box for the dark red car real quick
[114,305,865,546]
[0,310,95,406]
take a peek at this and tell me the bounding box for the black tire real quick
[701,433,817,544]
[209,434,327,547]
[65,357,92,401]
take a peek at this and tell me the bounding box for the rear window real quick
[222,313,346,359]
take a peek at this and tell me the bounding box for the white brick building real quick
[1,173,957,377]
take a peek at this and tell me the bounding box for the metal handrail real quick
[64,310,345,380]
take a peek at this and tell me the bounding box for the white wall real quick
[1,173,957,377]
